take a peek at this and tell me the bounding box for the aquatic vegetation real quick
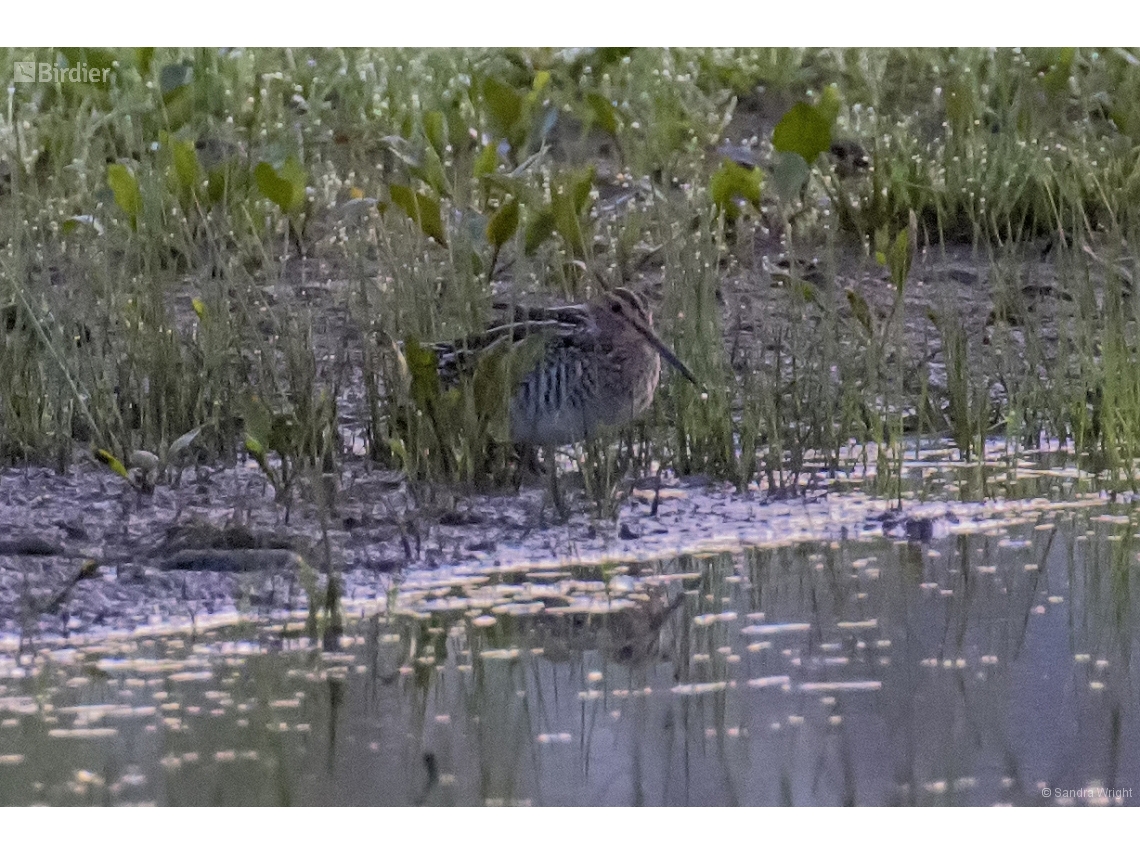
[1,47,1140,505]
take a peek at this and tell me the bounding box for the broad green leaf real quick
[94,448,130,480]
[818,84,842,127]
[474,335,543,443]
[445,100,472,153]
[509,333,546,381]
[888,228,911,290]
[873,224,890,264]
[254,162,292,210]
[944,85,975,134]
[389,184,448,247]
[61,48,118,71]
[277,157,309,212]
[482,77,524,139]
[163,87,194,131]
[254,158,307,214]
[524,208,556,255]
[191,297,206,320]
[846,289,874,336]
[772,102,833,165]
[487,197,520,248]
[531,70,551,96]
[583,91,619,135]
[206,169,229,204]
[243,398,273,446]
[482,173,523,199]
[171,138,200,192]
[59,48,116,88]
[474,142,499,178]
[404,337,441,409]
[472,344,512,442]
[551,189,588,256]
[245,434,269,471]
[134,48,155,77]
[571,47,635,77]
[888,211,918,292]
[569,166,596,214]
[420,145,452,199]
[423,110,446,158]
[1109,107,1133,138]
[1041,47,1076,101]
[388,436,409,469]
[709,159,763,217]
[398,113,415,139]
[106,163,142,229]
[770,153,810,203]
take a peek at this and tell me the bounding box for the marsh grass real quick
[3,47,1140,510]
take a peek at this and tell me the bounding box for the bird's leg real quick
[545,444,569,521]
[512,443,538,492]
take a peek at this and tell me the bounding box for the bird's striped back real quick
[429,287,695,447]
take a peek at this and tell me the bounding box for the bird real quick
[431,286,699,515]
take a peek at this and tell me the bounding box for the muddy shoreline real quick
[0,439,1099,644]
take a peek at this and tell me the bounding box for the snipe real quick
[434,287,698,514]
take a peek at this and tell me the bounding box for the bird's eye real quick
[611,301,622,313]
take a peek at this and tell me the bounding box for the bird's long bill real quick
[636,323,699,386]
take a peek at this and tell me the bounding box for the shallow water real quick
[2,494,1138,805]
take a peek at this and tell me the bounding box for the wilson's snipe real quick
[435,287,698,513]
